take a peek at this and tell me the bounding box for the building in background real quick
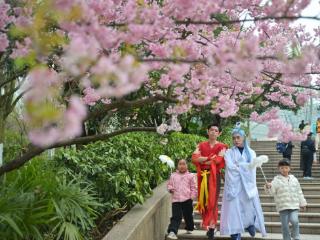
[250,99,320,141]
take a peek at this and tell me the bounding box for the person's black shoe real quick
[231,233,241,240]
[206,228,215,240]
[245,225,256,237]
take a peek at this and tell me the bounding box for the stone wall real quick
[102,182,171,240]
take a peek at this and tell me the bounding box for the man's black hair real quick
[278,158,291,167]
[207,123,222,132]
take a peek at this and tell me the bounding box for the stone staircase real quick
[171,141,320,240]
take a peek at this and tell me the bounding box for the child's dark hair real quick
[177,159,187,164]
[207,123,222,132]
[278,158,290,167]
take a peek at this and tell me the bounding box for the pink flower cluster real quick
[156,115,182,135]
[29,97,87,147]
[0,0,318,145]
[0,2,12,52]
[24,68,87,147]
[267,119,307,143]
[250,108,308,142]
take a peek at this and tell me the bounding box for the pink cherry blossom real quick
[83,87,101,106]
[0,33,8,52]
[250,108,279,123]
[10,38,32,58]
[1,0,318,146]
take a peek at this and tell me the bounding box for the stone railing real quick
[102,182,170,240]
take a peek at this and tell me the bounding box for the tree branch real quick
[139,55,287,65]
[5,90,27,118]
[86,94,178,121]
[175,15,320,25]
[263,71,320,91]
[243,73,281,104]
[139,57,208,64]
[263,70,320,75]
[107,16,320,28]
[0,127,156,176]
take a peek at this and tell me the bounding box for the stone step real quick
[252,152,299,155]
[216,194,320,204]
[260,162,305,165]
[253,148,299,151]
[171,230,320,240]
[260,166,320,169]
[256,176,319,180]
[252,170,318,174]
[256,167,320,172]
[242,140,299,147]
[257,179,319,187]
[255,170,320,174]
[219,186,320,195]
[251,149,301,152]
[255,166,306,168]
[255,177,319,182]
[181,220,320,234]
[191,202,320,213]
[257,166,316,170]
[257,203,320,213]
[256,174,320,178]
[256,167,316,171]
[253,152,301,155]
[261,212,320,223]
[192,211,320,223]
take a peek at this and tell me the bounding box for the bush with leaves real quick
[0,158,101,240]
[0,130,231,240]
[55,132,212,237]
[3,129,28,163]
[56,132,231,208]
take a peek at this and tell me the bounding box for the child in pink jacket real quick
[167,159,197,240]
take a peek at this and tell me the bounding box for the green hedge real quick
[3,129,27,163]
[0,131,231,240]
[56,132,206,212]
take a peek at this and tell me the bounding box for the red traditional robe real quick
[192,141,227,228]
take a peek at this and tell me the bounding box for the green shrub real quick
[0,158,101,240]
[0,130,232,240]
[55,131,230,211]
[56,133,170,211]
[3,129,28,163]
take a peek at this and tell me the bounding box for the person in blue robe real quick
[220,124,267,240]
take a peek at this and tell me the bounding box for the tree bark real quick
[0,114,4,165]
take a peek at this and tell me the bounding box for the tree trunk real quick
[0,114,5,166]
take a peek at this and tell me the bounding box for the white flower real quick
[159,155,171,163]
[160,138,168,145]
[166,159,175,169]
[248,155,269,169]
[159,155,175,169]
[168,115,182,132]
[157,123,168,135]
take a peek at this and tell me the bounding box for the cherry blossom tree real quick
[0,0,320,175]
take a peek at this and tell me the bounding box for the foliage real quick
[3,129,28,163]
[0,128,232,239]
[56,132,206,209]
[0,158,101,240]
[55,132,209,237]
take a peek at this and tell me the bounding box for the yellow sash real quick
[194,170,210,213]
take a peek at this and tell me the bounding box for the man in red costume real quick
[192,124,227,240]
